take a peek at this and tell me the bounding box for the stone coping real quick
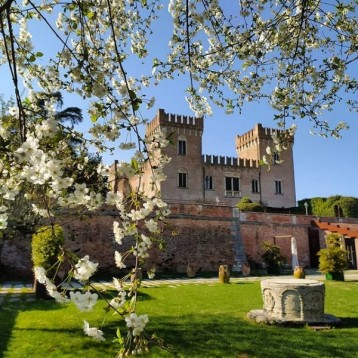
[261,278,323,286]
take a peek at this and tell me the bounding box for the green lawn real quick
[1,280,357,357]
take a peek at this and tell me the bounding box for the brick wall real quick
[1,204,357,277]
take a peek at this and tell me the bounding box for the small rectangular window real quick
[252,179,259,193]
[226,177,232,190]
[205,175,213,190]
[178,140,186,155]
[275,180,282,194]
[233,177,239,191]
[178,172,187,188]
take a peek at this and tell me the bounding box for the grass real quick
[0,280,357,358]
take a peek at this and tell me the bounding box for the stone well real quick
[248,278,340,325]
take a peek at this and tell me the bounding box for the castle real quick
[4,109,358,275]
[111,109,296,208]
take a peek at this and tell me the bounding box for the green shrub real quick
[261,241,285,274]
[31,225,64,276]
[337,197,358,218]
[298,196,358,218]
[236,196,264,212]
[317,233,348,274]
[310,197,332,216]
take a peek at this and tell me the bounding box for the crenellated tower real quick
[146,109,205,201]
[236,124,296,207]
[112,110,296,208]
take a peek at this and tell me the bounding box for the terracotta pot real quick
[242,262,251,277]
[187,263,196,278]
[293,266,305,279]
[219,265,230,283]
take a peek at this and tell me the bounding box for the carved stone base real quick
[247,309,341,326]
[248,278,340,325]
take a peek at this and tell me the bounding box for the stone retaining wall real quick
[1,204,357,277]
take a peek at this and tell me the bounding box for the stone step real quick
[231,208,247,270]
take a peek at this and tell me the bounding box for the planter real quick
[219,265,230,283]
[242,262,251,277]
[293,266,306,279]
[325,271,345,281]
[187,263,197,278]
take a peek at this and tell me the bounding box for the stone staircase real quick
[231,207,247,272]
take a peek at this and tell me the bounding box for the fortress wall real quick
[2,205,357,277]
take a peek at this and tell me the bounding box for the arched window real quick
[178,135,187,155]
[252,179,259,193]
[178,168,188,188]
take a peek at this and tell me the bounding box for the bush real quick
[31,225,64,277]
[317,233,348,274]
[261,241,285,274]
[299,196,358,218]
[338,197,358,218]
[236,197,264,212]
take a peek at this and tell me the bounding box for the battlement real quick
[202,154,258,168]
[146,108,204,135]
[236,123,291,147]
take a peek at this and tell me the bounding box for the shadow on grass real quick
[0,307,18,358]
[232,281,255,285]
[13,299,67,312]
[146,314,358,358]
[339,317,358,328]
[0,299,65,357]
[6,326,118,357]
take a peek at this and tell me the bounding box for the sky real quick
[1,2,357,203]
[141,79,358,202]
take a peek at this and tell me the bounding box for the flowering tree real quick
[0,0,357,356]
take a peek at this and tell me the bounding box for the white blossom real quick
[115,251,126,269]
[34,266,47,284]
[110,288,126,309]
[50,290,70,304]
[74,256,98,282]
[125,313,149,337]
[145,219,158,233]
[113,221,125,244]
[83,320,105,341]
[70,291,98,312]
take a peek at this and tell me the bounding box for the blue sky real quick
[1,3,357,202]
[141,80,358,202]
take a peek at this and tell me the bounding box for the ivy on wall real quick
[298,196,358,218]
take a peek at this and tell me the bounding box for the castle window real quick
[225,176,240,197]
[252,179,259,193]
[178,135,187,155]
[275,180,282,194]
[273,152,281,164]
[178,168,187,188]
[205,175,214,190]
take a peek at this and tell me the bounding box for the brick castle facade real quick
[110,109,296,208]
